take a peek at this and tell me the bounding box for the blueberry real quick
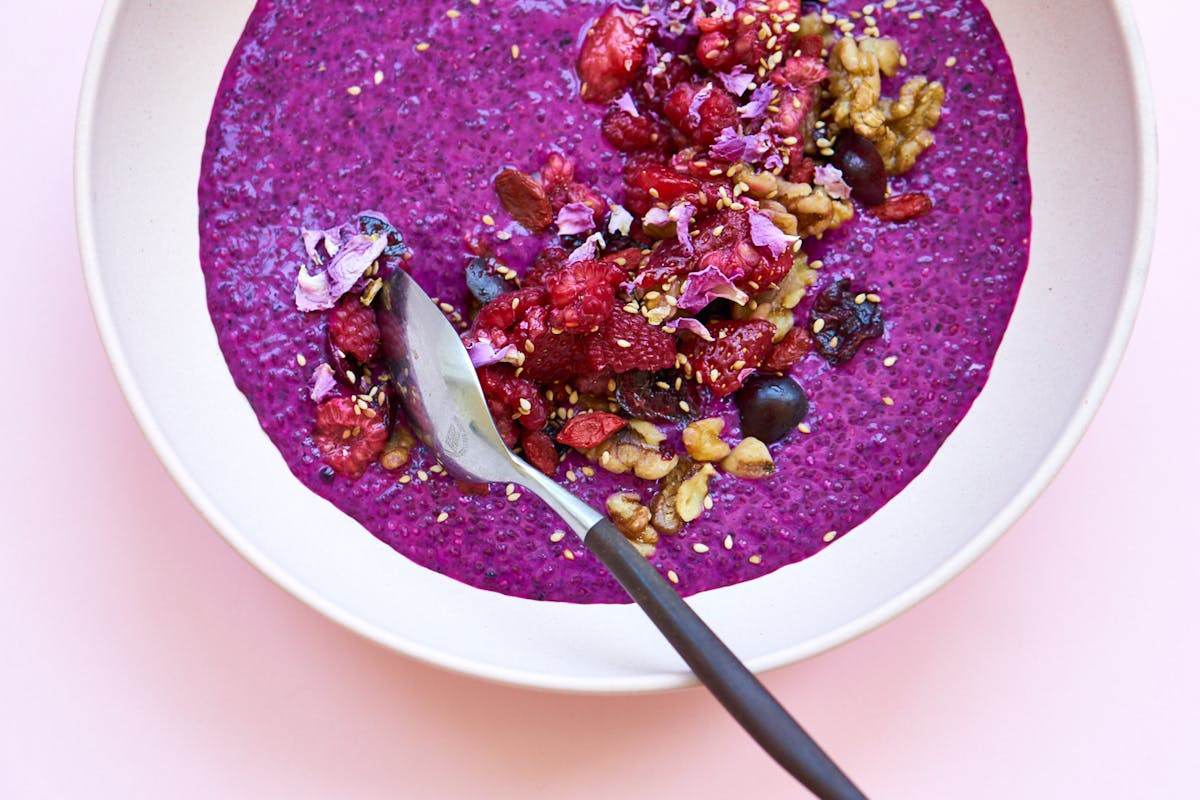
[830,131,888,206]
[735,375,809,443]
[465,256,515,305]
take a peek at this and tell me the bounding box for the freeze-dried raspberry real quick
[602,107,668,152]
[543,259,626,333]
[312,396,389,480]
[328,293,380,364]
[684,318,776,397]
[583,305,677,374]
[578,7,650,103]
[662,82,739,147]
[761,327,812,372]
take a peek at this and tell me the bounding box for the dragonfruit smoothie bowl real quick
[198,0,1030,606]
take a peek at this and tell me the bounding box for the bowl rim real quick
[74,0,1157,693]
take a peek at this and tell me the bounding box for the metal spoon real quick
[378,268,867,800]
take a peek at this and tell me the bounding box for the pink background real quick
[2,1,1194,796]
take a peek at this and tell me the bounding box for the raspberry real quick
[328,294,381,364]
[540,152,607,221]
[787,156,816,185]
[311,396,389,480]
[476,287,546,330]
[662,83,739,147]
[810,279,884,365]
[684,318,776,397]
[577,7,650,103]
[520,429,560,476]
[696,0,801,71]
[631,53,696,114]
[478,365,550,432]
[623,163,701,215]
[556,411,627,449]
[601,107,668,152]
[583,305,678,374]
[761,327,812,372]
[523,246,569,288]
[639,209,791,293]
[543,258,626,333]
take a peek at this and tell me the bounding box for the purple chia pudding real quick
[198,0,1030,603]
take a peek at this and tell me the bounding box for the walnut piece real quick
[649,458,698,535]
[732,165,854,238]
[682,418,732,462]
[584,425,679,480]
[676,463,718,523]
[721,437,775,479]
[380,424,417,470]
[605,492,656,550]
[734,255,817,341]
[826,36,945,176]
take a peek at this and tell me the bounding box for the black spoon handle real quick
[585,518,868,800]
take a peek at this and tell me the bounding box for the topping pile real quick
[291,0,946,551]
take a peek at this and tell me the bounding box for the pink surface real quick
[1,1,1195,797]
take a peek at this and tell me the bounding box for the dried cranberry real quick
[520,429,560,476]
[557,411,627,449]
[615,370,701,423]
[735,375,809,444]
[577,7,650,103]
[465,256,515,306]
[869,192,934,222]
[761,327,812,372]
[601,107,667,152]
[810,278,885,365]
[830,131,888,206]
[312,396,389,480]
[328,294,381,364]
[684,318,777,397]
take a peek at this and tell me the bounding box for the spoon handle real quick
[584,518,868,800]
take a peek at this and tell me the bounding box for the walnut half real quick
[721,437,775,479]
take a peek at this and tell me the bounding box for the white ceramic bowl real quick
[76,0,1155,692]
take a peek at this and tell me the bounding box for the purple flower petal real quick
[326,234,388,299]
[814,164,853,200]
[738,83,773,119]
[678,265,750,311]
[707,0,737,19]
[566,232,606,265]
[687,82,714,127]
[717,66,755,97]
[310,363,338,402]
[465,338,519,369]
[709,126,747,161]
[556,202,597,236]
[670,202,697,254]
[664,316,715,341]
[295,266,334,312]
[748,210,796,258]
[615,92,640,117]
[763,151,785,171]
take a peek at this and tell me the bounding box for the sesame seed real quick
[908,10,923,19]
[399,474,412,484]
[749,555,763,565]
[882,396,895,406]
[436,511,449,523]
[346,85,362,96]
[867,293,882,303]
[496,230,512,241]
[797,422,812,434]
[446,8,460,18]
[416,42,431,51]
[703,495,714,510]
[854,293,867,304]
[518,398,532,413]
[439,301,455,313]
[823,530,838,543]
[373,70,384,85]
[883,355,898,367]
[812,318,825,334]
[482,214,495,226]
[417,469,429,482]
[667,570,680,584]
[296,353,307,367]
[693,543,710,553]
[511,44,521,59]
[566,470,577,482]
[563,549,575,560]
[616,339,632,348]
[550,530,566,543]
[723,535,734,550]
[430,464,444,474]
[679,400,691,413]
[829,336,839,348]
